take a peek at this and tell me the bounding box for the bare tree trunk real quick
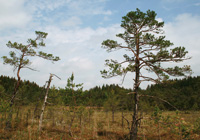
[32,83,47,125]
[38,74,53,132]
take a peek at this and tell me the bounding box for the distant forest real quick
[0,75,200,111]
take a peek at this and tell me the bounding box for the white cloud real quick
[0,62,14,76]
[156,18,164,22]
[27,0,112,24]
[41,24,123,89]
[0,0,31,29]
[195,3,200,6]
[66,0,113,16]
[27,0,69,12]
[164,13,200,76]
[61,17,82,27]
[68,57,94,70]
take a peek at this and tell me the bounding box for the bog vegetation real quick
[0,9,200,140]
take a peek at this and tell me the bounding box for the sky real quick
[0,0,200,90]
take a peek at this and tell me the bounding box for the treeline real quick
[144,76,200,110]
[0,75,200,111]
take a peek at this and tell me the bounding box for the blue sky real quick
[0,0,200,90]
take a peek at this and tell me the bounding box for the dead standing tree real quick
[38,73,61,132]
[32,83,47,125]
[101,9,192,140]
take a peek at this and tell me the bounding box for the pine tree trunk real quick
[130,38,140,140]
[10,54,24,107]
[130,86,139,140]
[130,90,139,140]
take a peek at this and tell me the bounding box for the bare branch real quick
[51,73,61,80]
[140,59,162,81]
[139,75,158,83]
[23,67,39,72]
[120,72,128,85]
[122,115,131,131]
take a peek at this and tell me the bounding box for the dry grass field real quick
[0,106,200,140]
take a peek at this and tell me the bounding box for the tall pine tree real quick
[101,9,192,140]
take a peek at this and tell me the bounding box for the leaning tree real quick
[2,31,60,106]
[101,9,192,140]
[2,31,60,129]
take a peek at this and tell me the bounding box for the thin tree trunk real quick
[68,75,76,137]
[68,111,76,137]
[38,74,53,132]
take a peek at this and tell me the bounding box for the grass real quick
[0,106,200,140]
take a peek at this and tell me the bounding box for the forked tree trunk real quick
[38,74,53,132]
